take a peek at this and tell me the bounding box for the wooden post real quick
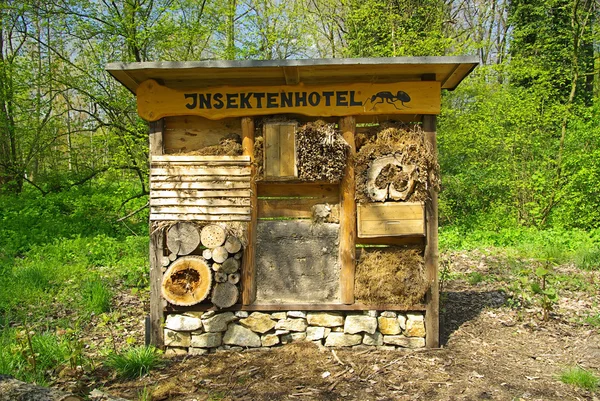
[241,117,257,305]
[339,116,356,304]
[149,119,165,348]
[423,114,439,348]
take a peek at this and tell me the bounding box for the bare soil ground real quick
[65,250,600,400]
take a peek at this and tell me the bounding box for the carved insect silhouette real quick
[364,90,411,110]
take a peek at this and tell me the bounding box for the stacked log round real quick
[166,222,200,256]
[296,121,349,183]
[161,256,212,306]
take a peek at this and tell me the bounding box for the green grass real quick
[82,278,113,314]
[105,346,163,379]
[559,366,599,391]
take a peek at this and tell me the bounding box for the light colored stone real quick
[405,314,426,337]
[203,312,236,332]
[281,332,307,344]
[397,314,407,330]
[380,311,397,318]
[377,345,397,352]
[271,312,287,319]
[275,329,290,335]
[325,332,362,347]
[362,332,383,346]
[275,318,308,332]
[344,315,377,334]
[165,347,188,357]
[189,348,209,356]
[366,310,378,317]
[324,328,331,337]
[229,346,243,352]
[235,311,249,318]
[191,332,222,348]
[223,324,261,347]
[407,312,424,322]
[331,327,344,332]
[164,329,191,347]
[239,312,276,334]
[378,317,401,335]
[202,310,216,318]
[261,333,280,347]
[383,335,425,348]
[306,326,327,341]
[165,314,202,331]
[353,344,372,351]
[306,312,344,327]
[287,311,307,318]
[183,311,204,319]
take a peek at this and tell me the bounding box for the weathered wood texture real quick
[257,183,339,219]
[149,120,165,348]
[241,117,257,305]
[149,155,252,221]
[163,116,242,153]
[339,116,356,304]
[161,256,212,306]
[423,113,439,348]
[0,375,81,401]
[357,202,425,238]
[165,303,426,313]
[263,122,298,179]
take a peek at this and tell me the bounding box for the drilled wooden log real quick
[200,224,227,248]
[166,222,200,255]
[212,282,239,308]
[224,235,242,254]
[215,271,228,283]
[212,246,229,263]
[0,375,81,401]
[202,248,212,260]
[221,257,240,274]
[228,272,240,285]
[161,256,212,306]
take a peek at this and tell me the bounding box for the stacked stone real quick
[163,310,426,356]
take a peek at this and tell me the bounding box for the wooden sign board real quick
[357,202,426,238]
[137,79,441,121]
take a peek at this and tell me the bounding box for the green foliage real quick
[82,278,113,315]
[105,346,163,379]
[559,366,599,392]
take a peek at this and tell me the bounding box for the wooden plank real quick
[263,124,280,179]
[151,206,252,215]
[152,155,250,163]
[149,120,164,155]
[150,213,252,221]
[279,124,297,177]
[137,79,442,121]
[357,202,426,237]
[151,166,251,176]
[358,202,424,220]
[150,189,251,198]
[339,116,356,305]
[257,198,323,219]
[358,220,425,237]
[258,183,339,198]
[423,113,439,349]
[356,236,426,246]
[166,303,427,312]
[241,117,257,306]
[150,197,250,206]
[151,181,251,190]
[151,175,249,182]
[163,116,241,153]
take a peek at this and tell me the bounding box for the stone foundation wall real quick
[163,310,426,356]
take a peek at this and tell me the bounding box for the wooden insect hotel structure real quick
[107,57,477,354]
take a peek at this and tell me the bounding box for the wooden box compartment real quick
[357,202,425,238]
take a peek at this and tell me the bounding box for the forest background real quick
[0,0,599,387]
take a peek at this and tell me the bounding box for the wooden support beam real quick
[165,303,427,313]
[149,119,165,348]
[241,117,257,305]
[339,116,356,304]
[423,114,439,349]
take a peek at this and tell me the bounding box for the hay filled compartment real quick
[355,247,428,306]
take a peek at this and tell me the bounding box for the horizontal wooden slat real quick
[356,236,426,246]
[151,175,249,182]
[358,220,425,237]
[257,198,328,219]
[358,202,424,221]
[151,206,251,215]
[152,155,250,163]
[151,181,250,190]
[151,189,251,198]
[258,183,339,199]
[150,213,252,221]
[150,197,250,206]
[151,166,250,176]
[165,303,427,312]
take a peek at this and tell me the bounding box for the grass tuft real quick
[105,346,162,379]
[559,366,599,391]
[82,278,113,314]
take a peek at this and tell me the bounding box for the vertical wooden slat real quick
[423,114,439,348]
[339,116,356,304]
[279,124,296,177]
[241,117,257,305]
[264,124,280,179]
[149,120,164,348]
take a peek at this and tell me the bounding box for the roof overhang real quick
[106,56,479,95]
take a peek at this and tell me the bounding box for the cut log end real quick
[212,246,229,263]
[224,235,242,254]
[200,224,227,248]
[221,257,240,274]
[161,256,212,306]
[211,282,239,309]
[215,271,228,283]
[166,222,200,255]
[202,248,213,260]
[228,272,240,285]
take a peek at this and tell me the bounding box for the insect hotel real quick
[107,57,477,354]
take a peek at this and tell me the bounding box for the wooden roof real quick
[106,57,478,94]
